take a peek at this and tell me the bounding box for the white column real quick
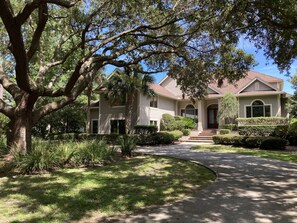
[276,94,281,117]
[218,98,223,126]
[197,100,203,132]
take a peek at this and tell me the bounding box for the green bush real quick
[219,129,231,135]
[120,135,136,157]
[160,114,196,131]
[245,137,266,148]
[238,125,288,137]
[237,117,288,126]
[14,142,59,174]
[134,125,158,134]
[165,130,183,140]
[219,124,238,131]
[287,119,297,145]
[260,138,288,150]
[0,114,9,135]
[181,129,190,136]
[213,134,246,146]
[0,134,7,155]
[153,132,176,144]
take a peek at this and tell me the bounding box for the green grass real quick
[192,144,297,163]
[0,155,215,222]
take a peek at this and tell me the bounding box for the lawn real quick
[192,144,297,163]
[0,155,215,222]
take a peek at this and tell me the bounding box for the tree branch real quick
[0,99,14,118]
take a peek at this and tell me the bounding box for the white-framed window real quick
[91,119,99,134]
[150,95,158,108]
[181,104,198,119]
[245,100,271,118]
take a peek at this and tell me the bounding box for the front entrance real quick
[207,104,218,129]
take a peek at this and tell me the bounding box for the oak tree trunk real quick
[7,93,38,154]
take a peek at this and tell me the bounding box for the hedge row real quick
[134,125,158,134]
[219,124,238,131]
[238,125,288,137]
[49,131,182,145]
[213,134,288,150]
[237,117,288,126]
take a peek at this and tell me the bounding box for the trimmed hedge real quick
[160,114,196,131]
[181,129,191,136]
[237,117,288,126]
[49,132,177,145]
[134,125,158,134]
[213,134,288,150]
[287,119,297,145]
[164,130,183,140]
[219,129,231,135]
[238,125,288,137]
[219,124,238,131]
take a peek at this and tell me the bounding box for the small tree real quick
[218,93,239,126]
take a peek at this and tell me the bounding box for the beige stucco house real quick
[89,70,289,134]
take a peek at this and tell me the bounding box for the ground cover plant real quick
[0,156,215,222]
[192,144,297,163]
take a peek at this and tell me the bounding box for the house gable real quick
[238,78,278,94]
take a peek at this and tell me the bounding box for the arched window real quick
[246,100,271,117]
[181,104,198,119]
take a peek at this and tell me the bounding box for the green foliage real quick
[238,125,289,137]
[218,93,238,123]
[120,135,136,157]
[160,114,196,131]
[0,114,8,135]
[219,124,238,131]
[287,119,297,145]
[260,138,288,150]
[14,140,117,174]
[213,134,246,146]
[219,129,231,135]
[164,130,183,140]
[181,129,191,136]
[213,134,288,150]
[237,117,289,126]
[0,135,7,155]
[134,125,158,134]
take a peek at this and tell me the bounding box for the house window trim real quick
[150,120,158,126]
[180,104,198,118]
[91,119,99,134]
[150,95,158,108]
[244,99,272,118]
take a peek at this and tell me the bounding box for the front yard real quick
[192,144,297,163]
[0,155,215,222]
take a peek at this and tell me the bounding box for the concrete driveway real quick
[121,142,297,223]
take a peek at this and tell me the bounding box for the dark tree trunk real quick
[7,93,38,154]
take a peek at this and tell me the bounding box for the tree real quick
[0,0,256,153]
[105,66,154,133]
[218,93,239,125]
[286,75,297,117]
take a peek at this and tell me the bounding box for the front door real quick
[207,104,218,129]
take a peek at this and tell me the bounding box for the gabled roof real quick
[150,84,179,99]
[236,77,278,93]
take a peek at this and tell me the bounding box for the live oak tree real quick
[0,0,257,153]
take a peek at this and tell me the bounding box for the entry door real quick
[207,105,218,129]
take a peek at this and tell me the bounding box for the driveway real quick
[121,142,297,223]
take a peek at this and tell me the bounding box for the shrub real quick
[14,142,59,174]
[160,114,176,131]
[219,124,238,131]
[287,119,297,145]
[245,137,266,148]
[237,117,288,126]
[219,129,231,135]
[153,132,175,144]
[165,130,183,140]
[0,134,8,155]
[213,134,246,146]
[160,114,196,131]
[120,135,136,157]
[238,125,288,137]
[181,117,196,129]
[260,138,288,150]
[134,125,158,134]
[181,129,191,136]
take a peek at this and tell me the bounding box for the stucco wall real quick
[160,77,183,96]
[238,95,281,118]
[98,94,138,133]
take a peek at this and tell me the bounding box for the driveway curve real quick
[122,142,297,223]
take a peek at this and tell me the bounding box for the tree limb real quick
[0,99,14,118]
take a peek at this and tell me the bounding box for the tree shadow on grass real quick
[0,156,214,222]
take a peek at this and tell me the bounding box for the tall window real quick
[91,119,98,134]
[150,96,158,108]
[110,120,126,134]
[246,100,271,118]
[181,105,198,120]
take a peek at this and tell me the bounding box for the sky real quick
[105,38,297,95]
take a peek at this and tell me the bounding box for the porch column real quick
[218,98,224,127]
[197,100,204,132]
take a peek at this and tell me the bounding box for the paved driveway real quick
[122,143,297,223]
